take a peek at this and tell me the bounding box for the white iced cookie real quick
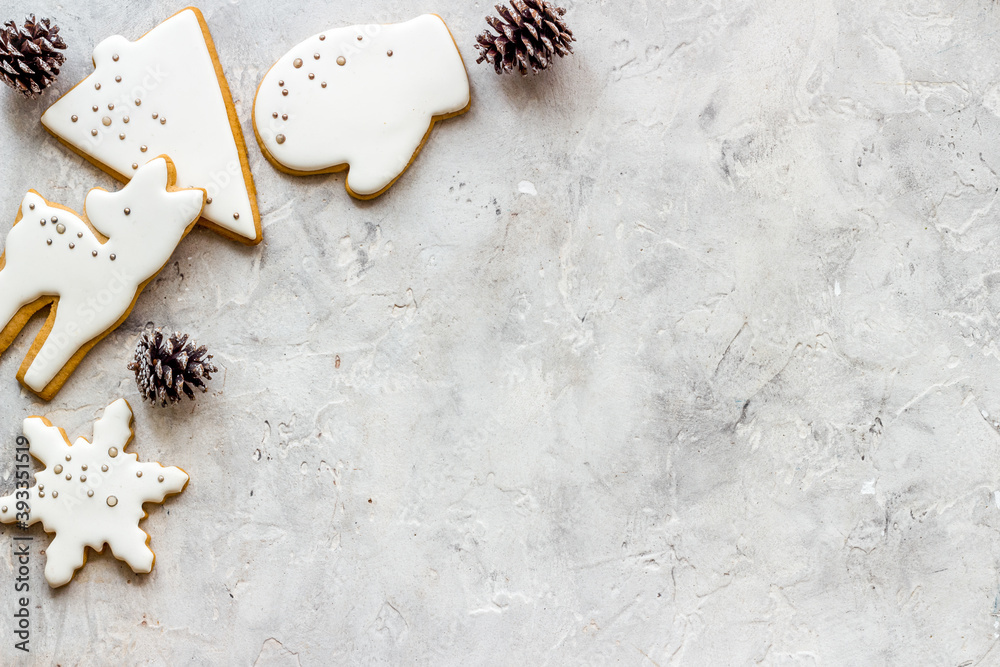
[0,399,189,588]
[41,8,261,244]
[253,14,471,199]
[0,157,204,400]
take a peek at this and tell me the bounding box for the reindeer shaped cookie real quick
[0,157,204,399]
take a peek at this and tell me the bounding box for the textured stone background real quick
[2,0,1000,664]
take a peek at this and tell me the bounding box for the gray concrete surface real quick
[2,0,1000,664]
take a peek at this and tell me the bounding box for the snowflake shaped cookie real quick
[0,399,188,587]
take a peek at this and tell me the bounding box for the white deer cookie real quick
[0,399,189,588]
[253,14,471,199]
[41,7,261,244]
[0,157,204,400]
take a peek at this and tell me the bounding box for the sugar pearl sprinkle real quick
[337,56,346,66]
[107,496,118,507]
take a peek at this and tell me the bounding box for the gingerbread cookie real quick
[41,7,261,244]
[0,157,204,399]
[253,14,471,199]
[0,399,189,587]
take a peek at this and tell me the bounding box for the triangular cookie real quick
[41,7,261,244]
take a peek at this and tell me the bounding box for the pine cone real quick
[475,0,575,76]
[127,329,219,407]
[0,14,66,98]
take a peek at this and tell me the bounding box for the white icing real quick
[253,14,470,197]
[41,8,259,241]
[0,399,188,587]
[0,157,203,394]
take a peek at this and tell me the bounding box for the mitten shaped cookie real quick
[253,14,470,199]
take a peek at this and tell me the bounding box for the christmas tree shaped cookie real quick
[41,7,261,244]
[0,157,204,400]
[0,399,189,587]
[253,14,470,199]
